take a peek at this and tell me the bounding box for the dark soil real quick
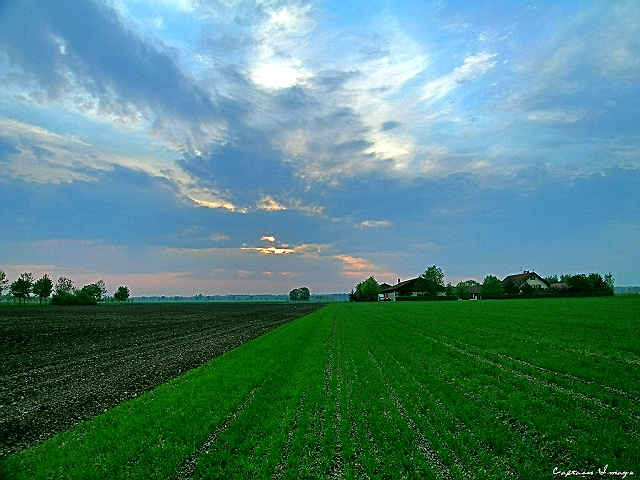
[0,302,325,457]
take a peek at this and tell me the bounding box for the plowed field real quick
[0,303,325,457]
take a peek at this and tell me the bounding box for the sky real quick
[1,0,639,296]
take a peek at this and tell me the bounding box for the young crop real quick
[2,297,638,479]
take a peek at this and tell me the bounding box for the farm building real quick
[468,284,481,299]
[502,271,550,291]
[380,278,421,301]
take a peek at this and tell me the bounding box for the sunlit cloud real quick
[360,220,391,228]
[256,246,295,255]
[256,196,287,211]
[261,235,276,242]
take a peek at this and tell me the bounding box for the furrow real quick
[367,349,453,479]
[175,381,264,480]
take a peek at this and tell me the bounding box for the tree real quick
[351,276,381,302]
[445,282,455,296]
[481,275,503,296]
[455,281,470,300]
[560,274,573,284]
[503,279,519,295]
[10,272,34,304]
[604,273,614,293]
[419,265,445,296]
[289,287,310,302]
[51,276,76,305]
[55,276,75,295]
[545,275,559,285]
[587,273,606,292]
[568,274,590,292]
[0,270,8,297]
[32,274,54,304]
[298,287,310,301]
[79,281,107,304]
[81,280,107,302]
[114,286,130,303]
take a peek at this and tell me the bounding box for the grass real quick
[2,296,639,479]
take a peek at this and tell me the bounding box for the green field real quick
[3,297,639,479]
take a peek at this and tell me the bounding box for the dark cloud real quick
[179,135,297,206]
[0,0,218,123]
[313,69,360,92]
[381,121,401,131]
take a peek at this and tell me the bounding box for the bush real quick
[51,291,97,305]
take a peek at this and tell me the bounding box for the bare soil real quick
[0,302,325,457]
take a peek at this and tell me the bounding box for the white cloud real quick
[250,3,315,90]
[527,110,580,123]
[421,52,497,103]
[360,220,391,228]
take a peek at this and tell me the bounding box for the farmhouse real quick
[502,271,550,291]
[380,278,422,301]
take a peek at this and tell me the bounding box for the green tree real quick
[10,272,34,304]
[80,281,107,303]
[604,273,614,293]
[351,276,381,302]
[455,281,470,300]
[568,274,590,292]
[0,270,8,297]
[419,265,445,296]
[481,275,503,296]
[289,287,310,302]
[298,287,310,301]
[113,285,130,303]
[32,274,54,304]
[445,282,455,296]
[560,274,573,284]
[51,276,76,305]
[503,279,519,295]
[545,275,559,285]
[521,282,535,294]
[587,273,606,292]
[55,276,75,295]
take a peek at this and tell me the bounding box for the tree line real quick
[350,265,614,301]
[0,270,130,305]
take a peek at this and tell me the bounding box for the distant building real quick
[380,278,422,301]
[468,284,481,299]
[502,271,550,291]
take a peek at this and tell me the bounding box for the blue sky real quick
[1,0,639,296]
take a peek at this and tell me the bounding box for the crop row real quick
[2,297,638,478]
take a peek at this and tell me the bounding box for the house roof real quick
[502,271,550,287]
[381,277,420,293]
